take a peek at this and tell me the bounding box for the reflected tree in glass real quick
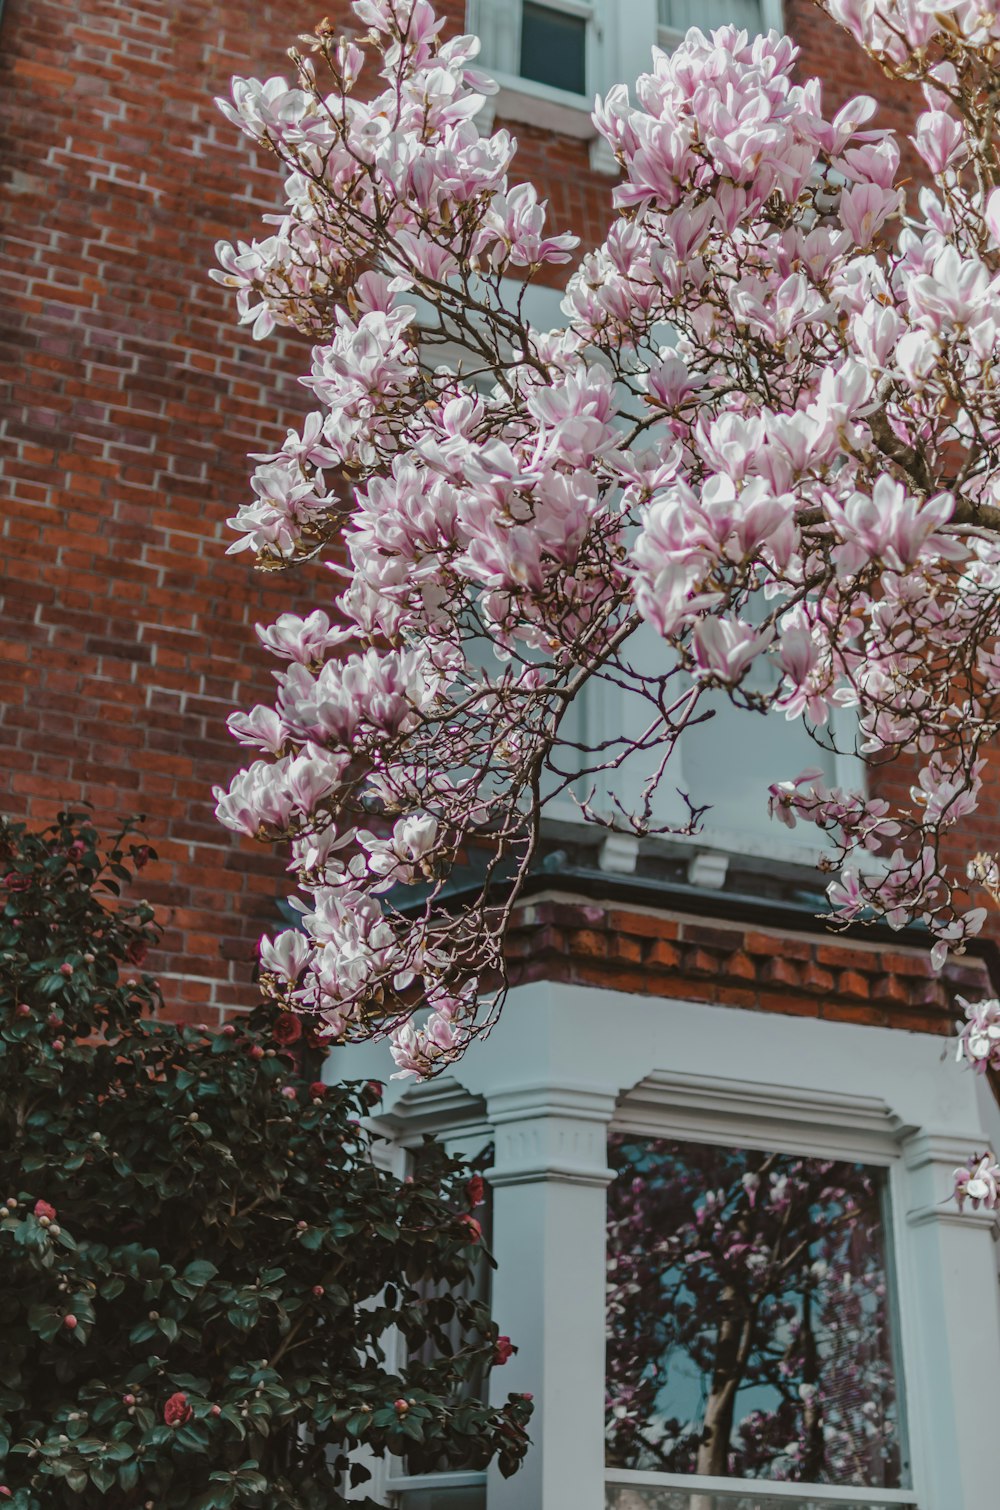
[605,1136,904,1487]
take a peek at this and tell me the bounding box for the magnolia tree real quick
[213,1,1000,1198]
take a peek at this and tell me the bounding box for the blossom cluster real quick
[214,0,1000,1078]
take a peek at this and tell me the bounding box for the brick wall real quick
[0,0,618,1022]
[2,0,977,1034]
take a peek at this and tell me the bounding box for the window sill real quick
[479,73,618,172]
[388,1472,487,1490]
[606,1470,917,1507]
[480,69,604,146]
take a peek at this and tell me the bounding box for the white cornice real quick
[615,1069,912,1162]
[372,1075,489,1143]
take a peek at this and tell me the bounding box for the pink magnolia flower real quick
[954,1155,1000,1211]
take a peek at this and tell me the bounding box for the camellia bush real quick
[213,1,1000,1197]
[0,813,531,1508]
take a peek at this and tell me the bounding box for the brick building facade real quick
[0,0,956,1021]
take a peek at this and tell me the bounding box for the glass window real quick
[520,2,588,94]
[606,1135,906,1491]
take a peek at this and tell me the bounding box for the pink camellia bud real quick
[15,1004,31,1018]
[312,1284,324,1297]
[123,1393,136,1406]
[63,1314,78,1330]
[280,1086,297,1100]
[47,1014,62,1029]
[493,1335,515,1366]
[459,1213,482,1243]
[59,964,74,978]
[221,1023,237,1036]
[33,1199,56,1223]
[394,1399,409,1413]
[296,1220,308,1230]
[249,1044,265,1060]
[0,1484,12,1496]
[51,1040,65,1052]
[210,1404,222,1417]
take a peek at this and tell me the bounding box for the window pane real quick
[658,0,765,36]
[520,3,587,95]
[606,1136,905,1488]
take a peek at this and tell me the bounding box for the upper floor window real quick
[471,0,595,102]
[605,1134,908,1499]
[520,1,589,93]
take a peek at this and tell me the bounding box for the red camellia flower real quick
[133,845,151,870]
[163,1392,193,1427]
[273,1012,303,1046]
[33,1199,56,1222]
[308,1082,327,1100]
[459,1214,482,1243]
[493,1335,515,1366]
[465,1174,485,1208]
[3,872,31,892]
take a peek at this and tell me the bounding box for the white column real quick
[901,1130,1000,1510]
[484,1084,617,1510]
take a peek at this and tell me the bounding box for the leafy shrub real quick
[0,813,530,1507]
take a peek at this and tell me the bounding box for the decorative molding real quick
[900,1128,989,1173]
[489,74,597,138]
[906,1200,1000,1232]
[487,1082,619,1125]
[687,849,730,889]
[615,1069,912,1162]
[486,1083,617,1188]
[372,1076,489,1145]
[598,832,639,873]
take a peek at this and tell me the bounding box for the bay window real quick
[605,1136,911,1504]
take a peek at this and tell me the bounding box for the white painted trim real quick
[388,1470,488,1490]
[372,1074,489,1145]
[340,983,1000,1510]
[606,1469,916,1504]
[614,1069,911,1163]
[489,72,596,138]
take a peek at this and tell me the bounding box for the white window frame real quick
[468,0,661,173]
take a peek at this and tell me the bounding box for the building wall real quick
[0,0,981,1028]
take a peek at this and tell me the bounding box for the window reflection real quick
[606,1136,905,1488]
